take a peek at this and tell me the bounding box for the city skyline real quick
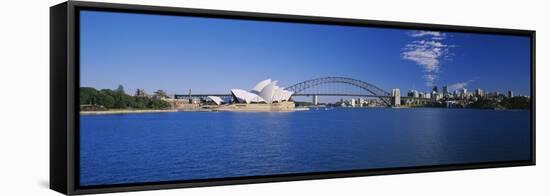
[80,10,532,98]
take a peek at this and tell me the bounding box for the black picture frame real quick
[50,1,536,195]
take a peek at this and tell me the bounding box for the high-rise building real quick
[487,91,500,99]
[358,98,365,107]
[424,92,431,99]
[431,91,438,100]
[339,98,345,107]
[312,95,318,105]
[432,86,438,93]
[453,90,459,97]
[407,90,419,98]
[391,88,401,106]
[460,88,468,98]
[475,88,484,97]
[442,86,449,97]
[508,90,514,98]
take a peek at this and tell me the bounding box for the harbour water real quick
[79,108,531,186]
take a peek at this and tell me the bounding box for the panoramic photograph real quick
[78,10,531,186]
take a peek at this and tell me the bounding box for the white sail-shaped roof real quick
[231,89,265,104]
[251,79,272,94]
[272,87,283,103]
[282,90,293,101]
[207,96,224,105]
[259,81,277,103]
[287,90,294,100]
[230,79,294,104]
[274,87,291,103]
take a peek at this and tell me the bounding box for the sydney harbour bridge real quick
[174,77,430,106]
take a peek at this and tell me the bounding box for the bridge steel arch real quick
[284,77,393,106]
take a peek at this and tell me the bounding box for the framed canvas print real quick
[50,1,535,195]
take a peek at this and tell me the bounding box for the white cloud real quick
[448,80,475,91]
[424,74,437,86]
[402,30,455,87]
[402,45,443,72]
[410,31,443,37]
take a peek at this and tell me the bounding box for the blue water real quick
[79,108,531,186]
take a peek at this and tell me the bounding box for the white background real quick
[0,0,547,195]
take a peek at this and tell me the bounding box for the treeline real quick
[469,96,530,110]
[80,85,170,110]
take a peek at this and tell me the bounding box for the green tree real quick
[115,84,125,94]
[80,87,98,105]
[133,96,148,109]
[97,89,115,108]
[112,85,130,109]
[500,97,530,109]
[469,98,498,109]
[153,89,168,98]
[80,85,171,110]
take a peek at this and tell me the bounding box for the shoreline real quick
[79,107,528,115]
[80,109,178,115]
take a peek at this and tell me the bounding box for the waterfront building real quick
[459,88,468,98]
[453,90,459,97]
[442,86,449,97]
[424,92,431,99]
[485,91,500,99]
[446,100,459,108]
[217,79,295,112]
[350,99,356,107]
[408,90,420,98]
[339,98,345,107]
[207,96,224,105]
[431,91,438,100]
[312,95,319,105]
[433,86,438,93]
[508,90,514,98]
[475,88,484,97]
[230,79,293,104]
[358,98,365,107]
[190,98,201,104]
[391,88,401,106]
[230,89,265,103]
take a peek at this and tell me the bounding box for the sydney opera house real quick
[216,79,296,111]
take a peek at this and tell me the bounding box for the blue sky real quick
[80,10,531,98]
